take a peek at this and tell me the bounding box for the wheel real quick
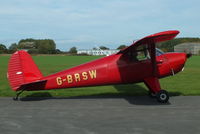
[148,91,156,98]
[156,90,169,103]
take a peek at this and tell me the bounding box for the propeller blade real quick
[186,53,192,58]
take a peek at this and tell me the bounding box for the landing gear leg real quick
[148,91,156,98]
[144,77,169,103]
[13,89,25,101]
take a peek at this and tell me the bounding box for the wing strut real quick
[150,43,157,76]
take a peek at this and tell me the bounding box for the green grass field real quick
[0,55,200,97]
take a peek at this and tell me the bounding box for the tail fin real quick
[7,50,43,91]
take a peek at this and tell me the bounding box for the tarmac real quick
[0,96,200,134]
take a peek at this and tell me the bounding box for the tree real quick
[93,47,98,50]
[18,39,35,49]
[99,46,109,50]
[37,40,56,54]
[18,39,56,54]
[8,43,18,53]
[0,44,7,54]
[28,49,39,54]
[69,47,77,54]
[117,45,127,50]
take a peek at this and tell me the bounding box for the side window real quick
[128,44,150,62]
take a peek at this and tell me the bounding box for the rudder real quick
[7,50,43,91]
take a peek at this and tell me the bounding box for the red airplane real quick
[7,30,189,103]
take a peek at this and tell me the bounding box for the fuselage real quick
[41,51,187,90]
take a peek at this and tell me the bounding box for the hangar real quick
[174,43,200,55]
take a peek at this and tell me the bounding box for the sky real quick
[0,0,200,50]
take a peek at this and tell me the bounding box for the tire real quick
[156,90,169,103]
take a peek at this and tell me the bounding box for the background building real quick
[174,43,200,55]
[77,49,119,56]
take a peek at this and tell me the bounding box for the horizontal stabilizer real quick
[19,80,47,91]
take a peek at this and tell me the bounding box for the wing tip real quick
[150,30,180,37]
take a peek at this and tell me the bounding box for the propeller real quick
[186,53,192,59]
[183,49,192,59]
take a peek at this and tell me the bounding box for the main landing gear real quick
[149,90,169,103]
[144,77,169,103]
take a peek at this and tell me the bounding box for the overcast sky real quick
[0,0,199,50]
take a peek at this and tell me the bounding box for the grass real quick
[0,55,200,97]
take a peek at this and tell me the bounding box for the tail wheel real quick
[156,90,169,103]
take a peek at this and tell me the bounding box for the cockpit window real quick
[156,48,164,56]
[128,44,150,62]
[126,46,164,62]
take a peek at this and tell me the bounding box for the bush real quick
[28,49,39,54]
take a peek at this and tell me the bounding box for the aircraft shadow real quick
[20,84,181,105]
[113,84,181,105]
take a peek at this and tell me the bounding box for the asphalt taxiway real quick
[0,96,200,134]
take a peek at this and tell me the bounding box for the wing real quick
[118,30,180,54]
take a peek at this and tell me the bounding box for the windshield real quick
[156,48,164,56]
